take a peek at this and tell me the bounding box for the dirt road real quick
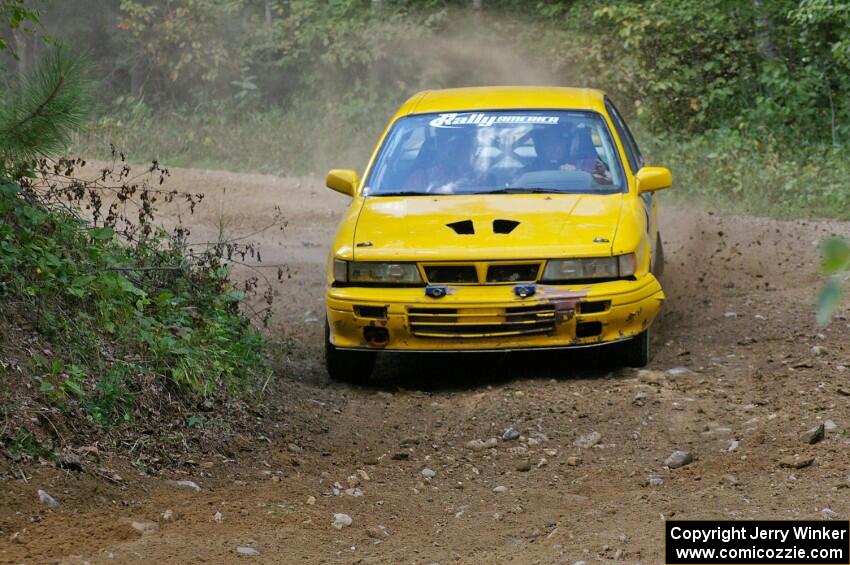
[3,165,850,564]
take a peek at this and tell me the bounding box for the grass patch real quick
[644,128,850,219]
[73,90,401,175]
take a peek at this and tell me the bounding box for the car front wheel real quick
[622,328,650,368]
[325,320,376,383]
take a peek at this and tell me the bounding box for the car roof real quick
[399,86,608,116]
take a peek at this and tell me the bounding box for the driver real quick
[526,125,613,185]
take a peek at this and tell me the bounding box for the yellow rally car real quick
[324,87,671,381]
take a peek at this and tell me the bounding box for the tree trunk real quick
[130,63,145,98]
[753,0,776,61]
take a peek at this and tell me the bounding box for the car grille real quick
[407,304,557,338]
[486,264,540,283]
[423,265,478,284]
[421,262,543,284]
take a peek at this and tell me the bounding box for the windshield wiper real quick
[477,187,568,194]
[370,191,430,197]
[371,188,572,196]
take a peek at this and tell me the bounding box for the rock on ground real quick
[779,455,815,469]
[801,423,824,445]
[664,450,694,469]
[573,431,602,449]
[169,480,201,492]
[37,490,60,508]
[333,513,353,529]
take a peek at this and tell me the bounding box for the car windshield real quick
[364,110,625,196]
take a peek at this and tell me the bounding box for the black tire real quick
[653,234,665,277]
[325,321,376,383]
[622,328,651,368]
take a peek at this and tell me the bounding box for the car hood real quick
[352,193,624,261]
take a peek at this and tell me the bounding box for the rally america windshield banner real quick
[429,112,560,128]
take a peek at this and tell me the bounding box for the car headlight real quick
[333,260,423,284]
[542,254,635,282]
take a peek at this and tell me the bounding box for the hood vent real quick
[446,220,475,235]
[493,219,520,234]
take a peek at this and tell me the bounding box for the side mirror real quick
[635,167,672,194]
[326,169,359,197]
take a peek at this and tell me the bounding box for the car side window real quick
[605,98,644,173]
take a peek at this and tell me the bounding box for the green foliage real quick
[103,0,436,105]
[0,49,92,173]
[0,0,40,53]
[0,3,269,431]
[2,0,38,28]
[5,0,845,143]
[576,0,848,142]
[791,0,850,68]
[0,177,266,424]
[642,127,850,217]
[117,0,244,89]
[588,1,757,131]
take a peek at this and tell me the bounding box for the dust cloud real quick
[395,22,564,88]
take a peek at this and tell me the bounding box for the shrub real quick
[0,159,270,425]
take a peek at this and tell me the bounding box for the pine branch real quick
[0,49,92,174]
[3,73,65,135]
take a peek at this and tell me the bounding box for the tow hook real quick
[514,284,536,298]
[425,285,449,299]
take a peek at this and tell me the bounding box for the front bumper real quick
[326,274,664,352]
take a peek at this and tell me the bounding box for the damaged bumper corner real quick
[326,274,664,352]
